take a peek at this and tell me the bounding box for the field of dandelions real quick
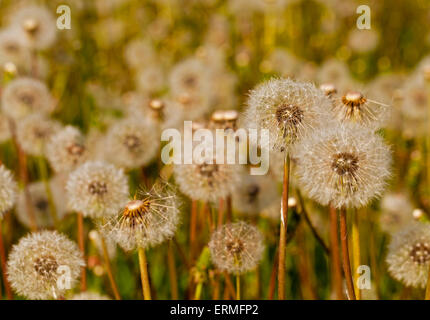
[0,0,429,301]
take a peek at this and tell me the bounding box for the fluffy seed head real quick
[0,165,18,217]
[66,161,129,218]
[232,170,278,216]
[16,179,67,229]
[208,221,265,274]
[10,5,57,50]
[105,117,160,169]
[295,124,391,209]
[174,156,241,203]
[16,114,62,156]
[245,77,334,151]
[0,27,30,68]
[333,91,390,129]
[45,126,88,173]
[380,192,414,234]
[1,77,54,120]
[386,223,430,289]
[102,182,180,251]
[7,231,84,299]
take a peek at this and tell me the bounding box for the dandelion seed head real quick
[124,39,157,69]
[16,179,67,229]
[295,123,391,209]
[7,230,84,300]
[16,114,62,156]
[1,77,54,120]
[70,292,111,300]
[0,27,30,68]
[319,83,337,97]
[66,161,129,218]
[386,223,430,289]
[0,165,18,217]
[233,170,278,216]
[46,126,88,173]
[10,5,57,50]
[245,77,334,151]
[105,117,160,169]
[102,182,180,251]
[379,192,414,234]
[333,90,390,129]
[208,221,264,274]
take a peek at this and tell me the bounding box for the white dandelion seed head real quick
[174,154,241,203]
[232,169,278,216]
[105,117,160,169]
[16,179,67,229]
[386,222,430,289]
[7,230,84,300]
[245,77,335,151]
[332,90,391,130]
[0,27,31,68]
[0,165,18,217]
[1,77,54,120]
[45,126,88,173]
[347,28,379,53]
[316,59,356,93]
[10,5,57,50]
[102,182,180,251]
[208,221,265,275]
[379,192,414,234]
[135,65,165,95]
[16,114,62,156]
[66,161,129,219]
[295,123,392,209]
[124,38,157,69]
[169,58,211,96]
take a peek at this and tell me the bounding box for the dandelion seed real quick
[102,182,180,251]
[386,223,430,289]
[7,230,84,300]
[66,161,129,219]
[245,77,334,151]
[45,126,88,173]
[0,27,30,69]
[208,221,264,274]
[295,123,391,209]
[1,77,54,120]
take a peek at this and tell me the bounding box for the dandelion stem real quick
[226,195,232,222]
[194,281,203,300]
[167,240,178,299]
[37,156,59,228]
[0,218,13,300]
[138,246,152,300]
[352,208,361,300]
[9,120,37,231]
[339,208,356,300]
[190,200,197,262]
[217,197,224,228]
[425,267,430,300]
[236,274,241,300]
[278,152,290,300]
[329,205,343,300]
[100,235,121,300]
[77,212,86,291]
[223,271,236,299]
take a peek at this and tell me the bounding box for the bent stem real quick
[138,246,152,300]
[339,208,356,300]
[100,235,121,300]
[352,209,361,300]
[329,205,343,300]
[0,218,13,300]
[278,152,290,300]
[77,212,87,291]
